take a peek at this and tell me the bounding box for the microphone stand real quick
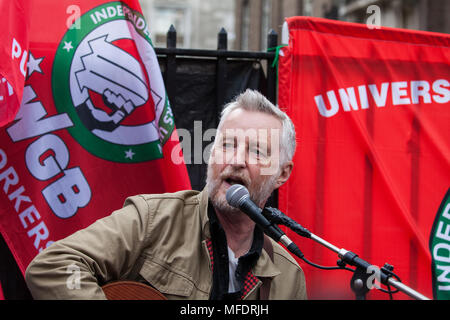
[262,207,431,300]
[308,232,430,300]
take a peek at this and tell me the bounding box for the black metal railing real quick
[154,25,279,108]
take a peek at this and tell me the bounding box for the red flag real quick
[0,0,191,275]
[0,282,4,300]
[278,17,449,300]
[0,0,31,127]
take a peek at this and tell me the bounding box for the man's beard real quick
[206,165,278,215]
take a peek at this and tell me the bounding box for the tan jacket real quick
[25,189,307,300]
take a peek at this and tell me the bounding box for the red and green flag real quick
[0,0,31,126]
[0,0,191,275]
[430,190,450,300]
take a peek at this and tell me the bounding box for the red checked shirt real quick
[207,202,264,300]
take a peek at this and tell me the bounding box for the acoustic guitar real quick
[102,281,167,300]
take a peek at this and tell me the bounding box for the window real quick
[240,0,250,50]
[260,0,272,51]
[150,4,191,48]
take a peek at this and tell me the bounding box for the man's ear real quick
[275,161,293,189]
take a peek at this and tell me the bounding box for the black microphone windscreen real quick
[226,184,249,208]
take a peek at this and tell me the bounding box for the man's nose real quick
[228,144,247,167]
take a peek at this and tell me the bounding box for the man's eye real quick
[223,142,235,148]
[250,147,259,155]
[250,147,266,158]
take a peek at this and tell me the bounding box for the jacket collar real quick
[252,244,281,278]
[198,188,211,240]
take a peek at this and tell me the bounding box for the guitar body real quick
[102,281,167,300]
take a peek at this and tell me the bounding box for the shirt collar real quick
[206,198,264,263]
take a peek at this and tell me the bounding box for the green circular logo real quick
[52,2,174,163]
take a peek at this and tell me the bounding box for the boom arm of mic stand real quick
[308,233,431,300]
[262,207,430,300]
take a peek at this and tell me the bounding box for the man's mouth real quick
[223,176,247,188]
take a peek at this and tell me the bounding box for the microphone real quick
[226,184,304,259]
[262,207,311,238]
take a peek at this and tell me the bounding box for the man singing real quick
[25,89,307,300]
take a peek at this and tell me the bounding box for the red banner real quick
[0,0,31,127]
[278,17,449,300]
[0,0,191,275]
